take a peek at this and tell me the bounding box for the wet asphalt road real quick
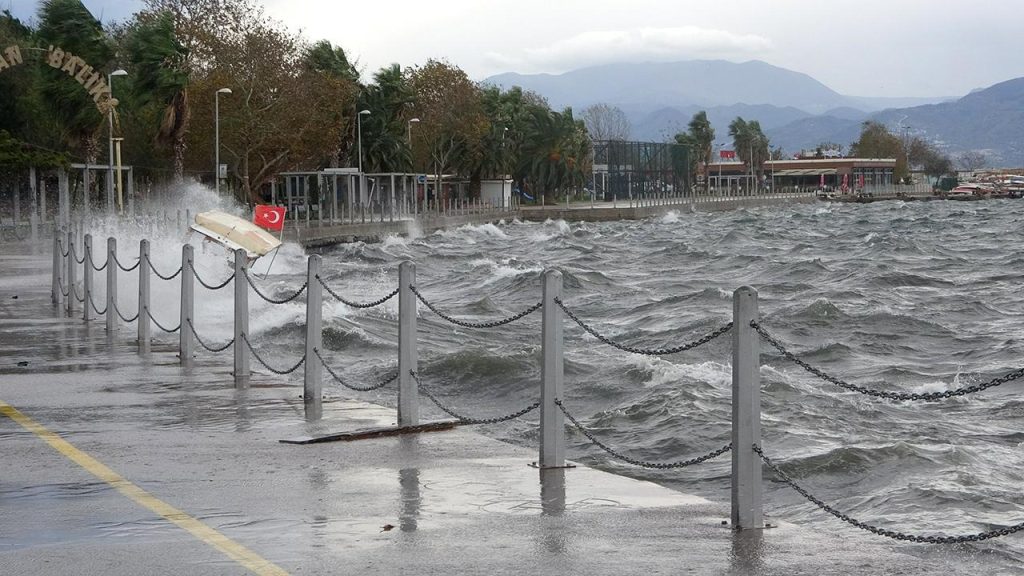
[0,240,1011,575]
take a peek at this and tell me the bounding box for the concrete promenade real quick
[0,241,998,575]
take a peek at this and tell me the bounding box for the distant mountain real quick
[483,59,950,116]
[768,77,1024,165]
[630,103,813,142]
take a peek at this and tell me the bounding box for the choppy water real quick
[114,190,1024,564]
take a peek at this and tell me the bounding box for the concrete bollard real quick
[106,238,117,333]
[398,261,418,427]
[731,286,763,530]
[179,245,194,366]
[66,231,75,317]
[303,255,323,420]
[539,269,566,468]
[233,248,249,386]
[138,240,151,353]
[83,234,93,322]
[52,234,61,306]
[30,212,38,244]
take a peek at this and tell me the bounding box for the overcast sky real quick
[9,0,1024,98]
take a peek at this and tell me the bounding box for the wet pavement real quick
[0,241,1008,575]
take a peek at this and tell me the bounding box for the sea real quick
[104,186,1024,568]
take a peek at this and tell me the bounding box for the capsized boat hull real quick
[191,210,282,259]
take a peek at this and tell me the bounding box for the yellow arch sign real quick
[0,44,117,114]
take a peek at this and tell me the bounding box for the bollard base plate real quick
[528,462,577,470]
[279,419,460,444]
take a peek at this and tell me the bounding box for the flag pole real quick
[260,206,285,279]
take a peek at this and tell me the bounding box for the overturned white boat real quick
[189,210,282,261]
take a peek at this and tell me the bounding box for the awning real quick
[773,168,838,176]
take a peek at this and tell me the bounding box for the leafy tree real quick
[728,117,770,182]
[517,107,589,203]
[849,121,906,178]
[581,103,630,141]
[360,63,415,173]
[956,150,987,171]
[303,40,360,168]
[407,59,487,202]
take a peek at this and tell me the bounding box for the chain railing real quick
[190,261,234,291]
[145,306,180,333]
[316,275,398,308]
[313,347,398,391]
[555,400,732,469]
[88,292,107,316]
[89,256,108,272]
[113,253,140,272]
[555,297,732,355]
[411,285,542,328]
[114,301,139,323]
[148,259,183,281]
[71,282,85,303]
[186,319,233,353]
[752,321,1024,401]
[241,333,305,375]
[243,270,307,304]
[411,371,540,425]
[754,445,1024,543]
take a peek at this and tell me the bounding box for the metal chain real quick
[89,256,109,272]
[411,285,542,329]
[71,243,86,264]
[145,306,181,333]
[148,260,183,281]
[556,400,732,468]
[555,297,733,355]
[190,261,234,290]
[313,347,398,391]
[411,371,540,424]
[244,270,307,304]
[316,275,399,308]
[59,240,70,258]
[57,278,69,297]
[752,321,1024,401]
[71,283,85,303]
[240,333,305,374]
[113,253,141,272]
[754,445,1024,543]
[114,301,139,323]
[89,292,107,316]
[186,319,234,353]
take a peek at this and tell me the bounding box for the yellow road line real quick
[0,400,289,576]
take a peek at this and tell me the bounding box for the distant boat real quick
[947,184,990,199]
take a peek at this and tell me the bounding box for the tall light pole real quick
[215,88,232,196]
[715,141,725,195]
[357,109,371,174]
[407,117,420,151]
[107,69,127,213]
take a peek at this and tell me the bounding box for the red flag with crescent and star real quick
[254,205,286,232]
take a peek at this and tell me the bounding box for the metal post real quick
[51,234,61,305]
[138,240,151,353]
[106,238,117,333]
[398,261,418,427]
[179,245,194,366]
[233,248,249,385]
[185,209,191,233]
[83,234,93,322]
[66,231,75,317]
[58,168,69,229]
[304,255,323,420]
[731,286,763,529]
[540,269,565,468]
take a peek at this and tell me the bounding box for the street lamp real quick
[215,88,232,196]
[407,117,420,149]
[357,109,371,174]
[107,68,127,213]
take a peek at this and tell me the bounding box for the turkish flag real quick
[254,205,286,231]
[720,150,736,159]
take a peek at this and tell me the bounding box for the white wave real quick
[660,210,681,224]
[625,355,731,389]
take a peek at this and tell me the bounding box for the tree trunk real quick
[173,136,186,184]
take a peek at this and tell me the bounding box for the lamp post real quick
[715,142,725,196]
[407,117,420,151]
[357,109,371,208]
[107,69,127,214]
[215,88,232,196]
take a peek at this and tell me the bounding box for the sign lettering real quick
[0,44,117,114]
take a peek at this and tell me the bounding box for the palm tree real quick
[360,64,415,173]
[518,107,589,203]
[35,0,115,164]
[687,111,714,192]
[127,10,190,181]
